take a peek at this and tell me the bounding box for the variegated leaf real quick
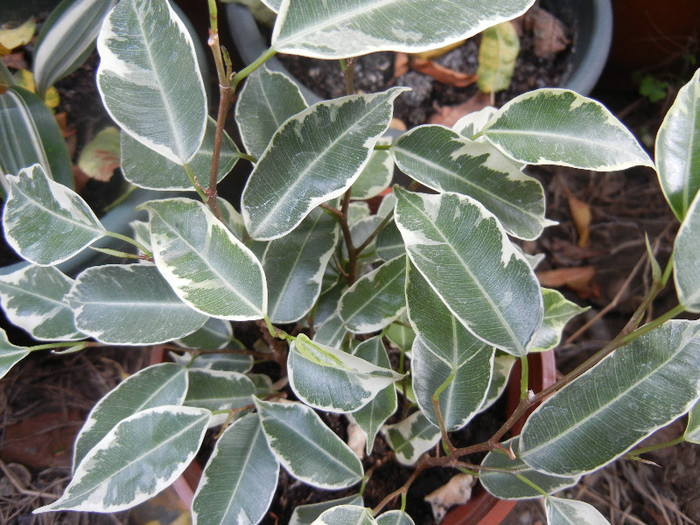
[0,329,29,381]
[381,410,441,466]
[313,506,376,525]
[528,288,587,352]
[351,148,394,200]
[175,317,233,350]
[478,354,516,414]
[184,368,255,412]
[376,510,415,525]
[544,497,611,525]
[685,400,700,444]
[674,188,700,312]
[291,495,364,525]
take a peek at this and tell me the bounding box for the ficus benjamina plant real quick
[0,0,698,523]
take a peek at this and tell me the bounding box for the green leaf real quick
[351,148,394,200]
[480,437,580,499]
[263,207,339,323]
[289,334,404,413]
[685,400,700,444]
[35,406,210,513]
[384,318,415,353]
[184,368,255,412]
[0,329,29,381]
[0,86,74,189]
[674,190,700,312]
[382,410,441,466]
[192,413,279,525]
[96,0,207,164]
[255,398,364,489]
[391,125,551,240]
[242,88,406,240]
[376,220,405,262]
[121,117,239,191]
[478,354,516,413]
[175,317,233,350]
[394,188,543,356]
[142,198,267,320]
[339,255,406,333]
[33,0,117,97]
[235,65,308,158]
[528,289,588,352]
[477,22,520,93]
[3,164,105,265]
[0,264,83,341]
[349,337,398,455]
[313,506,376,525]
[291,495,364,525]
[72,362,188,471]
[68,263,207,345]
[520,320,700,476]
[376,510,416,525]
[272,0,535,59]
[480,89,654,170]
[655,68,700,221]
[544,496,610,525]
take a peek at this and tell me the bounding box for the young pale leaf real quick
[480,89,654,170]
[3,164,105,265]
[271,0,534,59]
[478,354,517,414]
[143,198,267,320]
[175,317,233,350]
[382,410,441,466]
[391,125,550,240]
[184,368,255,412]
[480,437,580,499]
[339,255,407,333]
[121,117,238,190]
[33,0,117,97]
[655,68,700,221]
[72,362,188,471]
[0,86,74,189]
[685,400,700,444]
[192,413,279,525]
[520,320,700,477]
[0,265,83,341]
[385,318,415,353]
[263,207,339,323]
[313,506,376,525]
[255,399,364,489]
[544,496,611,525]
[351,148,394,200]
[674,192,700,312]
[528,288,588,352]
[394,188,543,356]
[235,65,308,158]
[477,22,520,93]
[0,329,29,381]
[289,334,404,413]
[376,510,415,525]
[349,337,398,455]
[96,0,207,164]
[291,495,364,525]
[36,406,210,513]
[241,87,406,240]
[68,264,208,345]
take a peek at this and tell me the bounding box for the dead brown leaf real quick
[524,6,570,59]
[568,194,592,247]
[393,52,410,78]
[537,266,600,299]
[427,91,492,127]
[410,57,478,88]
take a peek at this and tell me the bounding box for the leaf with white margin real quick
[0,329,29,381]
[377,220,405,261]
[479,89,654,170]
[192,413,279,525]
[339,255,406,333]
[255,398,364,489]
[68,264,208,345]
[351,147,394,200]
[376,510,415,525]
[685,400,700,444]
[313,312,348,348]
[349,337,398,455]
[345,214,385,265]
[0,264,83,341]
[392,125,551,240]
[218,196,247,241]
[72,362,188,472]
[480,437,580,500]
[235,65,308,159]
[35,406,210,513]
[142,198,267,320]
[313,506,376,525]
[478,354,517,414]
[263,207,339,323]
[129,219,151,254]
[170,349,253,374]
[259,0,281,12]
[544,496,610,525]
[96,0,207,164]
[175,317,233,350]
[184,368,255,412]
[655,68,700,221]
[520,320,700,477]
[121,117,239,190]
[3,164,105,265]
[242,87,406,240]
[673,191,700,312]
[382,410,441,466]
[272,0,535,60]
[291,494,364,525]
[394,188,543,356]
[528,289,588,352]
[453,106,498,138]
[289,334,404,413]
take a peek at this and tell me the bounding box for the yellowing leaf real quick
[0,17,35,55]
[78,127,121,181]
[13,69,60,109]
[412,39,465,60]
[477,21,520,93]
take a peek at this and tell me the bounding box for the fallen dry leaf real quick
[537,266,600,299]
[428,91,492,127]
[410,57,478,88]
[424,473,474,522]
[568,194,592,247]
[393,52,410,78]
[525,6,570,59]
